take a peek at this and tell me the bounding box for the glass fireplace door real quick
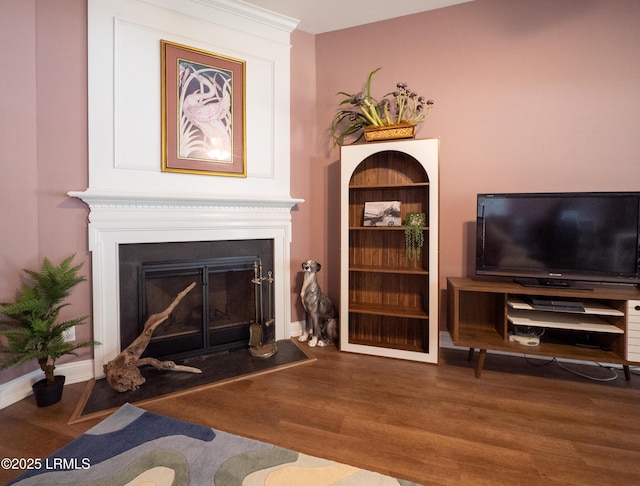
[140,267,205,359]
[139,256,259,360]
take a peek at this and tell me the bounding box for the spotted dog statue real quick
[299,260,338,347]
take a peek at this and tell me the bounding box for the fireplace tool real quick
[249,261,278,358]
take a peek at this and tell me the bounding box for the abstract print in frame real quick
[161,40,246,177]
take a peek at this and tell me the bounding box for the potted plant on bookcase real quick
[404,212,426,262]
[0,254,98,407]
[331,68,434,145]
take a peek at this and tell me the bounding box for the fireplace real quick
[119,240,274,360]
[67,192,300,378]
[72,0,301,380]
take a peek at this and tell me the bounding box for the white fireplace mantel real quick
[70,190,303,378]
[68,190,303,220]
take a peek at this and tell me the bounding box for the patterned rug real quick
[10,403,419,485]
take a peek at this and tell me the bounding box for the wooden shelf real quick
[349,302,429,319]
[347,337,424,352]
[507,296,624,316]
[340,139,439,363]
[349,265,429,275]
[349,182,430,190]
[349,226,428,231]
[455,321,624,363]
[507,309,624,334]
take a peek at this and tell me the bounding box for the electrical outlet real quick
[63,326,75,342]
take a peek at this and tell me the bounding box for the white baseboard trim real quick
[289,320,303,338]
[0,359,95,410]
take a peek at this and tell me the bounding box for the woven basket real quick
[364,121,416,142]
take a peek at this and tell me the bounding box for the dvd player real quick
[529,297,585,313]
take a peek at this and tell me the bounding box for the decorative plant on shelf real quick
[404,212,426,262]
[0,254,99,406]
[331,68,434,145]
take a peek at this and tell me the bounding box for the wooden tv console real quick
[447,277,640,378]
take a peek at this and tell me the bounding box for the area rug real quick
[10,403,418,485]
[70,339,313,424]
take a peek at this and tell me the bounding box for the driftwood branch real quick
[103,282,201,392]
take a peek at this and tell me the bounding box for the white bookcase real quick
[340,139,439,363]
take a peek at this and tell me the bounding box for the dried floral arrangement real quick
[331,68,434,145]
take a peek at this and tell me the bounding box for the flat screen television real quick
[476,192,640,287]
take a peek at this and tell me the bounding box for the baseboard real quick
[289,320,303,338]
[0,359,95,410]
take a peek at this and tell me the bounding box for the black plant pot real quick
[32,375,65,407]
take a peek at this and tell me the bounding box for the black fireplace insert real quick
[119,239,274,360]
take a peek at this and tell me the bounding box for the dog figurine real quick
[299,260,338,347]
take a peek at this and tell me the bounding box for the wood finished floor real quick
[1,342,640,485]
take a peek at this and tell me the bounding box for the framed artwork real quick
[363,201,401,226]
[161,40,246,177]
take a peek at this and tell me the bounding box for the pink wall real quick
[0,1,38,297]
[0,0,90,383]
[292,0,640,326]
[289,30,317,320]
[2,0,640,386]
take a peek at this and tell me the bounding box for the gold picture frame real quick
[161,40,246,177]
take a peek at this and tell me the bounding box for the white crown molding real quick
[190,0,300,33]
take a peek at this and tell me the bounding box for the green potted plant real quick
[404,212,426,262]
[331,68,434,145]
[0,254,98,407]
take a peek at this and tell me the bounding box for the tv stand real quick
[447,277,640,378]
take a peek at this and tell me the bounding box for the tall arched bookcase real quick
[340,138,439,363]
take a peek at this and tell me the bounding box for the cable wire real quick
[523,355,619,381]
[554,358,618,381]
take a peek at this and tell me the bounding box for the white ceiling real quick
[242,0,474,34]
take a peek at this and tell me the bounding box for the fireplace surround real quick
[68,192,300,378]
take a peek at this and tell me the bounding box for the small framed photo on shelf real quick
[363,201,401,227]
